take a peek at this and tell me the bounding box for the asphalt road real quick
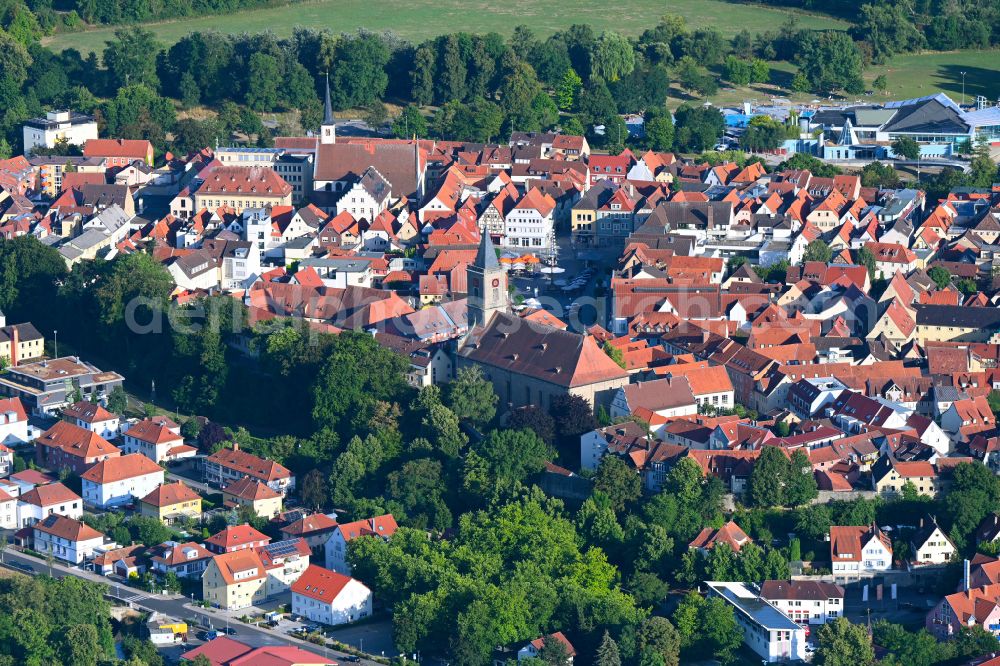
[0,549,385,665]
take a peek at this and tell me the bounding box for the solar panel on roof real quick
[263,539,301,557]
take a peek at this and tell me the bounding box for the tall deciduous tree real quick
[103,28,161,90]
[815,617,875,666]
[594,455,643,511]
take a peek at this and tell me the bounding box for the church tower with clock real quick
[467,231,508,328]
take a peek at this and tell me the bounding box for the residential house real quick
[609,377,697,422]
[205,524,271,555]
[570,181,637,247]
[62,401,119,440]
[80,453,164,509]
[941,396,995,442]
[0,396,28,452]
[291,564,373,627]
[83,138,153,169]
[280,513,339,560]
[909,515,956,566]
[325,514,398,574]
[138,482,202,524]
[0,318,45,367]
[516,633,576,665]
[927,583,1000,639]
[34,421,121,475]
[759,580,845,625]
[121,418,193,463]
[0,487,16,529]
[204,445,295,495]
[202,550,268,610]
[654,363,735,412]
[503,187,557,251]
[31,514,104,564]
[222,478,283,519]
[871,456,945,496]
[150,540,213,579]
[257,538,312,597]
[16,481,82,527]
[689,520,753,554]
[829,525,892,577]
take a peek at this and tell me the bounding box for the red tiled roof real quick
[688,520,752,553]
[81,453,162,484]
[19,482,80,507]
[206,523,270,550]
[84,138,152,159]
[33,514,102,542]
[140,482,200,508]
[290,564,355,603]
[125,419,182,445]
[37,421,121,460]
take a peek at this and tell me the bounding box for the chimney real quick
[964,558,971,592]
[231,442,239,452]
[10,326,18,368]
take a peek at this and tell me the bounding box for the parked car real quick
[342,656,361,663]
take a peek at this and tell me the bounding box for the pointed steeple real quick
[475,226,501,271]
[323,72,334,125]
[320,72,336,145]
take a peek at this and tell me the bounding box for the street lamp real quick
[53,329,57,359]
[961,71,968,106]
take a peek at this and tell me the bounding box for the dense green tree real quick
[749,446,789,507]
[556,68,583,111]
[860,161,900,189]
[891,136,921,161]
[312,332,408,432]
[645,110,675,151]
[103,28,160,90]
[595,631,622,666]
[245,52,281,111]
[171,118,220,154]
[927,266,952,290]
[594,455,643,511]
[855,2,924,63]
[638,617,680,666]
[392,105,429,139]
[796,31,864,94]
[591,32,635,82]
[815,617,875,666]
[507,406,556,444]
[447,366,498,426]
[944,462,1000,549]
[672,105,724,153]
[101,83,176,147]
[500,60,543,132]
[471,428,552,497]
[803,239,833,264]
[786,449,819,506]
[330,33,390,109]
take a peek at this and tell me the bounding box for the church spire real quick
[323,71,334,125]
[320,72,336,145]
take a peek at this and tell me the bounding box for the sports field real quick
[42,0,846,54]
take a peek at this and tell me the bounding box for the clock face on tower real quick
[491,278,500,288]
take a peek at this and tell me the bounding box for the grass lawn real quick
[42,0,846,55]
[678,49,1000,110]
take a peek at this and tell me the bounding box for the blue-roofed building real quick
[706,581,808,662]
